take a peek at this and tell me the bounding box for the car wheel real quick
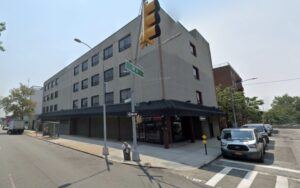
[7,130,12,135]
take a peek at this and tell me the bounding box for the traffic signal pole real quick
[130,0,146,162]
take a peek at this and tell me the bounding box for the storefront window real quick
[137,117,163,144]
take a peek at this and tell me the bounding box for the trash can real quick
[122,142,131,161]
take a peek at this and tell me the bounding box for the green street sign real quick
[125,60,144,78]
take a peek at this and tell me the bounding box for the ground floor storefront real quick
[41,100,224,148]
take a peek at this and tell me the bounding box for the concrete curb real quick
[24,132,167,169]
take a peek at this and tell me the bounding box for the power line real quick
[244,77,300,86]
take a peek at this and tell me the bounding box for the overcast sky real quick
[0,0,299,116]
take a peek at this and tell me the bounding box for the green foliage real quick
[0,84,36,120]
[263,94,300,124]
[216,86,264,126]
[0,22,6,51]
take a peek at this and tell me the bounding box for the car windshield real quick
[221,130,254,140]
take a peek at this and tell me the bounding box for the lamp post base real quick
[132,149,140,162]
[102,147,109,156]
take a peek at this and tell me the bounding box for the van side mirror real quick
[217,136,221,141]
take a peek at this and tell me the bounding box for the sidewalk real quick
[25,130,221,171]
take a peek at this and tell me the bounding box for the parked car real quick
[264,124,273,136]
[218,128,265,162]
[242,124,269,147]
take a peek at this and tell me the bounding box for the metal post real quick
[130,0,145,162]
[230,70,238,128]
[102,58,109,156]
[74,38,109,155]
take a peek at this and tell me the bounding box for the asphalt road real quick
[180,129,300,188]
[0,129,202,188]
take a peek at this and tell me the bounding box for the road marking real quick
[219,159,300,174]
[276,176,288,188]
[8,174,16,188]
[215,163,300,183]
[237,171,258,188]
[205,167,232,187]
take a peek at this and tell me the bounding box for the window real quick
[103,45,113,60]
[193,66,200,80]
[196,91,203,105]
[43,96,46,102]
[54,104,58,111]
[105,92,114,105]
[43,107,45,113]
[91,95,99,107]
[46,106,49,113]
[81,78,88,90]
[47,83,50,90]
[55,91,58,98]
[73,82,79,92]
[73,100,79,109]
[81,98,88,108]
[91,74,99,86]
[120,88,131,103]
[104,68,113,82]
[51,81,55,88]
[82,60,88,72]
[190,42,197,56]
[119,34,131,52]
[47,95,50,101]
[55,78,59,85]
[119,63,130,77]
[50,105,53,112]
[92,53,99,66]
[74,65,79,76]
[50,93,54,100]
[44,87,46,91]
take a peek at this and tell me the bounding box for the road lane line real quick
[219,159,300,174]
[237,171,258,188]
[205,167,232,187]
[275,176,288,188]
[8,174,16,188]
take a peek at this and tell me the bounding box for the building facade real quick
[41,10,223,148]
[213,63,244,91]
[29,86,43,130]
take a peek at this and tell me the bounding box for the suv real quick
[218,128,265,162]
[242,124,269,146]
[264,124,273,136]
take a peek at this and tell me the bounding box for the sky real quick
[0,0,299,116]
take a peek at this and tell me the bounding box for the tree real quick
[263,94,300,124]
[0,22,6,51]
[216,86,264,126]
[0,84,36,120]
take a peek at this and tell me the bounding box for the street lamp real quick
[231,75,257,128]
[74,38,109,156]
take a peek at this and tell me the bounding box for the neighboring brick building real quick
[213,63,244,91]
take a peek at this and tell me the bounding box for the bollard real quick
[202,134,207,155]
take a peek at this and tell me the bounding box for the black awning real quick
[40,99,224,120]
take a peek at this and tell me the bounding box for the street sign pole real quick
[129,0,145,162]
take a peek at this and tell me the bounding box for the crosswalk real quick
[186,165,300,188]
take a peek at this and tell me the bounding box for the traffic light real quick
[140,0,161,48]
